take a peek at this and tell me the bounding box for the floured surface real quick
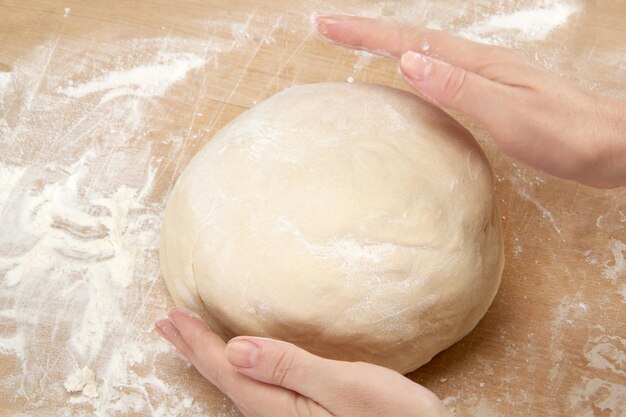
[0,0,624,416]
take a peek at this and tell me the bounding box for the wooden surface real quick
[1,0,625,416]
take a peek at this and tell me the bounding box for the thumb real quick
[225,337,343,399]
[399,50,501,123]
[226,337,454,417]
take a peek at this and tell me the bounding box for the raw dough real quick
[160,82,504,374]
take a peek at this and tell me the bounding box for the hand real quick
[315,15,626,189]
[155,307,453,417]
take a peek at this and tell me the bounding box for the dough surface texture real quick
[160,82,504,373]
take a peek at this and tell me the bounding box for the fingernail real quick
[315,14,339,36]
[155,318,178,340]
[226,339,259,368]
[400,51,432,81]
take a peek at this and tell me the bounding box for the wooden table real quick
[1,0,624,416]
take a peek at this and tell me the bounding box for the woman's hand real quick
[156,307,453,417]
[316,15,626,188]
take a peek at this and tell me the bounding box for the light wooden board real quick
[0,0,625,416]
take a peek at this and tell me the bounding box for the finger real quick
[399,50,507,123]
[167,307,332,417]
[155,318,194,360]
[167,307,229,381]
[315,14,522,76]
[225,336,358,404]
[226,336,454,417]
[316,14,426,56]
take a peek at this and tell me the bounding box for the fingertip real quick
[314,14,338,38]
[399,51,432,82]
[225,338,260,368]
[154,317,182,343]
[168,305,203,324]
[314,14,363,40]
[155,317,172,332]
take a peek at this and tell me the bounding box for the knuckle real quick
[271,347,298,386]
[212,365,231,392]
[280,393,332,417]
[340,362,381,395]
[442,65,468,104]
[192,328,215,357]
[196,328,213,345]
[475,47,526,76]
[486,45,516,60]
[291,395,318,417]
[345,361,403,395]
[478,45,518,66]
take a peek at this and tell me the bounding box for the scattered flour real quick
[352,50,373,73]
[584,334,626,377]
[460,0,582,44]
[603,239,625,281]
[64,366,99,400]
[510,170,563,238]
[0,8,324,416]
[0,1,622,416]
[601,239,626,303]
[0,162,25,212]
[442,395,457,406]
[467,397,501,417]
[548,295,586,387]
[0,72,10,106]
[58,52,205,102]
[442,396,458,415]
[0,23,255,417]
[566,324,626,416]
[568,378,626,417]
[0,327,25,360]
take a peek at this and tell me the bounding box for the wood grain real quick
[0,0,624,416]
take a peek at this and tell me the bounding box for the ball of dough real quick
[160,82,504,374]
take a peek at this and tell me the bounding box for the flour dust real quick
[0,1,623,416]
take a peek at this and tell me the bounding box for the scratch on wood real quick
[10,34,62,142]
[167,13,246,183]
[264,29,314,91]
